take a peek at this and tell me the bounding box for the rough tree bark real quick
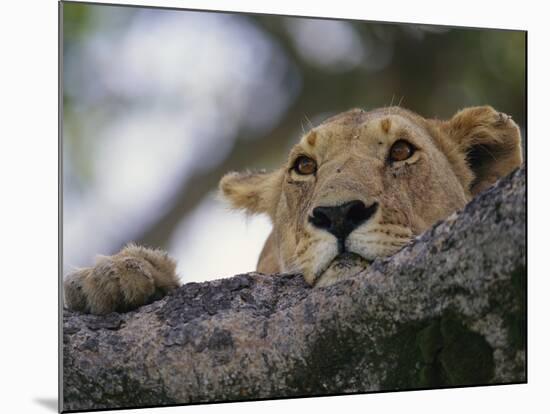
[62,168,526,412]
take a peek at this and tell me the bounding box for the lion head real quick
[220,106,522,286]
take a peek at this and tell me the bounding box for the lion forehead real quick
[298,110,427,163]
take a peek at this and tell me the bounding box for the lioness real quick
[64,106,522,314]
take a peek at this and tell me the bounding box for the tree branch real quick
[62,168,526,412]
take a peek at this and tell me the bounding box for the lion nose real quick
[309,200,378,247]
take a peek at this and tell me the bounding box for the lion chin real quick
[314,252,372,287]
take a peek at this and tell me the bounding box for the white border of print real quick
[1,1,547,413]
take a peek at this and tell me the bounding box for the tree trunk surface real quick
[62,168,526,412]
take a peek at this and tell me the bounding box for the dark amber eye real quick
[389,140,414,162]
[293,156,317,175]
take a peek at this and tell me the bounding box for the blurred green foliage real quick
[63,2,526,127]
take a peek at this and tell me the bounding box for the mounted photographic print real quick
[60,1,526,412]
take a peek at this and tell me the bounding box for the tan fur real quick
[220,106,522,285]
[307,131,317,146]
[64,244,179,314]
[380,118,391,134]
[64,105,522,314]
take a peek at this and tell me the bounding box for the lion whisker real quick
[397,95,405,108]
[304,113,314,130]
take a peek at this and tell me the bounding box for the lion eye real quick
[293,156,317,175]
[389,140,414,162]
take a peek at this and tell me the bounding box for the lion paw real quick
[63,244,180,315]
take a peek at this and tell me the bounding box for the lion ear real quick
[219,170,282,216]
[442,106,523,195]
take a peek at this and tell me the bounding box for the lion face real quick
[220,106,522,286]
